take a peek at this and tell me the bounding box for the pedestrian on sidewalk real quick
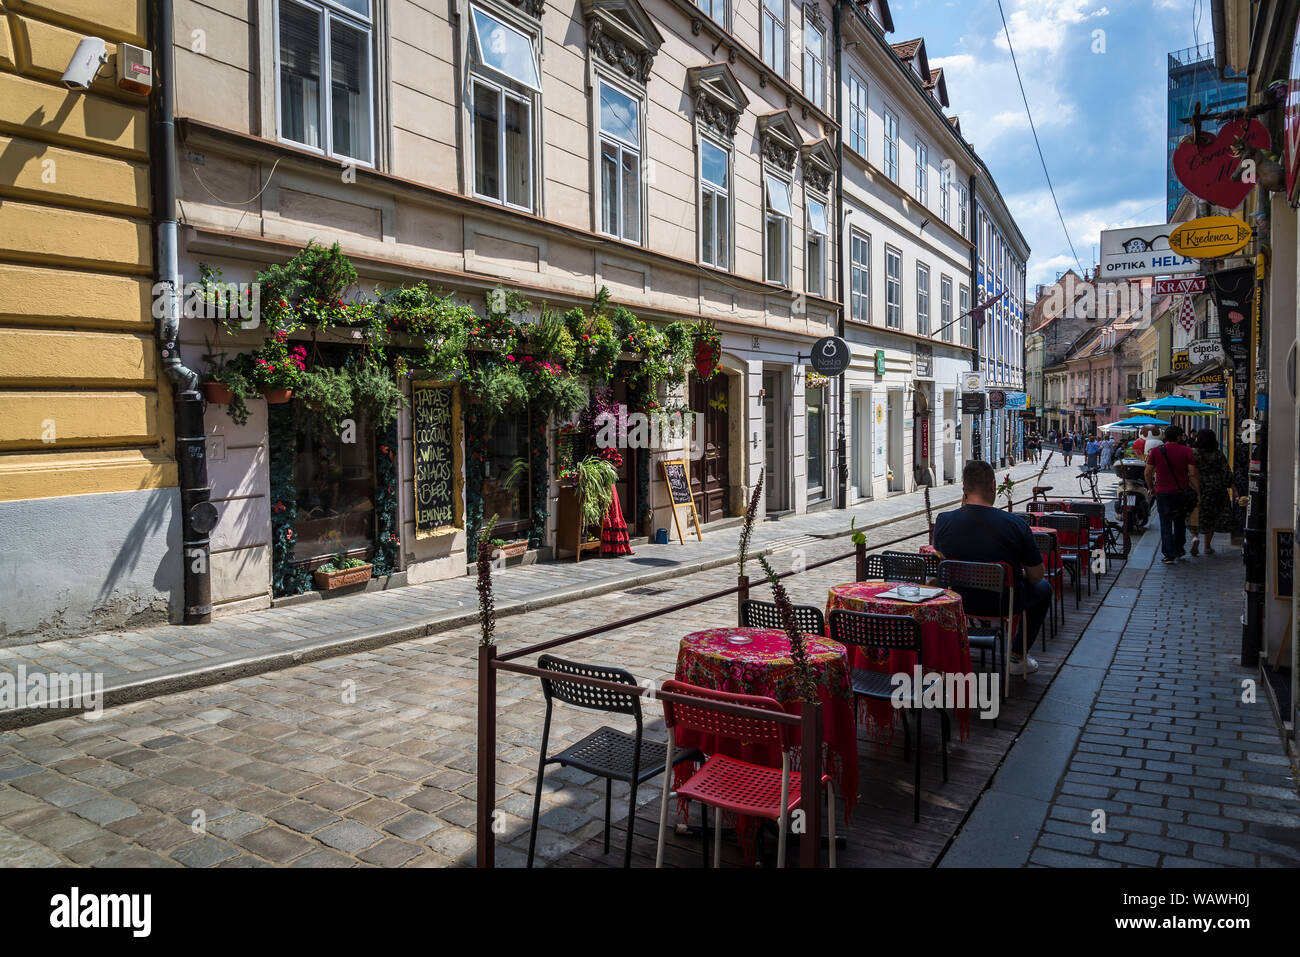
[934,460,1053,676]
[1099,435,1116,471]
[1188,429,1233,557]
[1085,436,1100,469]
[1059,432,1074,466]
[1145,425,1199,565]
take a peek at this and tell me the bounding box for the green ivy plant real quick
[207,353,258,426]
[351,360,407,428]
[294,365,355,434]
[573,456,617,531]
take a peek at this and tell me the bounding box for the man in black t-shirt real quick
[934,460,1053,675]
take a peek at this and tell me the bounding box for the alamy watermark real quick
[594,405,706,461]
[0,666,104,720]
[151,274,260,327]
[890,665,1000,720]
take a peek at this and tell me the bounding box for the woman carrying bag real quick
[1188,429,1233,556]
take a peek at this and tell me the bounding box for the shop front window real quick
[295,409,376,561]
[481,408,533,537]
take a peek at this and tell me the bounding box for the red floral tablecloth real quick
[674,627,859,825]
[825,581,973,745]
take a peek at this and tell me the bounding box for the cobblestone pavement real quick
[0,460,1067,717]
[1,501,955,867]
[1025,546,1300,868]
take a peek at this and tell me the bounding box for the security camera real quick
[61,37,108,91]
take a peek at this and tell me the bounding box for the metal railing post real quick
[476,643,497,869]
[736,574,749,626]
[799,699,823,868]
[855,541,866,582]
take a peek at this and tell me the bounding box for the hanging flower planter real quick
[262,388,293,404]
[693,320,722,380]
[202,381,234,405]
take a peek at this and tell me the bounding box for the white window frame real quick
[470,74,535,212]
[914,139,928,205]
[761,0,787,77]
[960,284,970,345]
[885,245,902,330]
[803,17,825,109]
[916,262,930,336]
[764,171,792,286]
[467,4,541,213]
[883,107,898,182]
[848,73,867,155]
[958,184,968,236]
[274,0,376,166]
[695,0,727,27]
[595,77,644,244]
[849,229,870,323]
[939,162,951,224]
[805,194,827,297]
[940,275,953,342]
[699,135,731,270]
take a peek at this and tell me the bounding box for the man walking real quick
[1145,425,1199,565]
[1060,431,1074,466]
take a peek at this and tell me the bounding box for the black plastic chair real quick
[828,608,949,822]
[1069,502,1109,584]
[527,654,700,868]
[937,559,1021,701]
[1032,530,1065,637]
[740,599,825,637]
[863,552,928,584]
[1038,513,1088,606]
[885,550,939,581]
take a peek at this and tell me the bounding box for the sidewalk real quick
[941,526,1300,867]
[0,458,1069,727]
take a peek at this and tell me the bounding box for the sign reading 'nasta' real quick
[1168,217,1252,260]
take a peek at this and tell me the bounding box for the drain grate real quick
[625,586,673,596]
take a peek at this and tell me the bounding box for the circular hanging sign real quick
[810,336,851,376]
[1168,217,1252,260]
[989,390,1007,410]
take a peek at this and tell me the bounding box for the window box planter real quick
[202,381,235,405]
[494,539,529,560]
[313,562,373,590]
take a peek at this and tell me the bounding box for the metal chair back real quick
[884,550,938,579]
[660,679,788,749]
[864,552,928,583]
[827,609,921,655]
[537,654,642,720]
[740,600,825,637]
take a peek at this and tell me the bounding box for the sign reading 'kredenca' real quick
[1168,217,1253,260]
[1100,224,1199,279]
[412,381,462,538]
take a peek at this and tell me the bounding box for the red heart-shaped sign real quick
[1172,118,1271,210]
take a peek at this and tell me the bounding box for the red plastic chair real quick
[654,680,836,869]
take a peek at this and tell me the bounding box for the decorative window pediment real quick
[688,62,749,141]
[506,0,545,16]
[582,0,664,84]
[801,137,836,194]
[757,110,802,171]
[802,1,826,33]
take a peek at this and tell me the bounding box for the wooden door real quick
[689,374,730,523]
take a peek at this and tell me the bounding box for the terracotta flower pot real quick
[202,381,234,405]
[262,388,293,404]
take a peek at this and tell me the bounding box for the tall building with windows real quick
[156,0,840,620]
[1166,42,1246,219]
[837,1,1001,499]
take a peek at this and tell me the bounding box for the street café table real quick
[673,627,859,826]
[824,581,974,745]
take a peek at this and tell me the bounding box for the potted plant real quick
[250,331,306,403]
[313,553,373,590]
[692,319,721,380]
[486,535,529,560]
[205,353,258,426]
[573,455,617,532]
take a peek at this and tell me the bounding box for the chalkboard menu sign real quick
[1275,528,1294,601]
[412,381,463,539]
[660,459,702,544]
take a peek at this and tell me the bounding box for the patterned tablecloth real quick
[674,627,859,821]
[825,581,974,744]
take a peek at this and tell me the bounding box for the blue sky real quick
[897,0,1212,291]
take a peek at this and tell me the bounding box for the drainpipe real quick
[834,1,847,509]
[968,172,981,461]
[151,0,214,624]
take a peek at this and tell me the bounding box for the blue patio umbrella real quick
[1127,395,1221,415]
[1099,415,1171,431]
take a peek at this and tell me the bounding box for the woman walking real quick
[1099,434,1116,470]
[1188,429,1233,556]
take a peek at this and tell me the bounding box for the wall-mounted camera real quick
[60,36,108,91]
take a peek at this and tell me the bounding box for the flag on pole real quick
[1176,294,1197,333]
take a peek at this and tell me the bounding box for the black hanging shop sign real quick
[1209,267,1254,353]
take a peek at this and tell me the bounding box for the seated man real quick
[934,460,1054,676]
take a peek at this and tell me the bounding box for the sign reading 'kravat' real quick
[1168,217,1253,260]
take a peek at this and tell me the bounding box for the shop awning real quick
[1156,357,1228,391]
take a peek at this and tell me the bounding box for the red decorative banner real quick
[1172,118,1271,210]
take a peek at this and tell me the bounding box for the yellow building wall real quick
[0,0,175,502]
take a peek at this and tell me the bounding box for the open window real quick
[468,5,541,211]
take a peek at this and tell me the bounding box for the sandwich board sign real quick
[660,459,702,545]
